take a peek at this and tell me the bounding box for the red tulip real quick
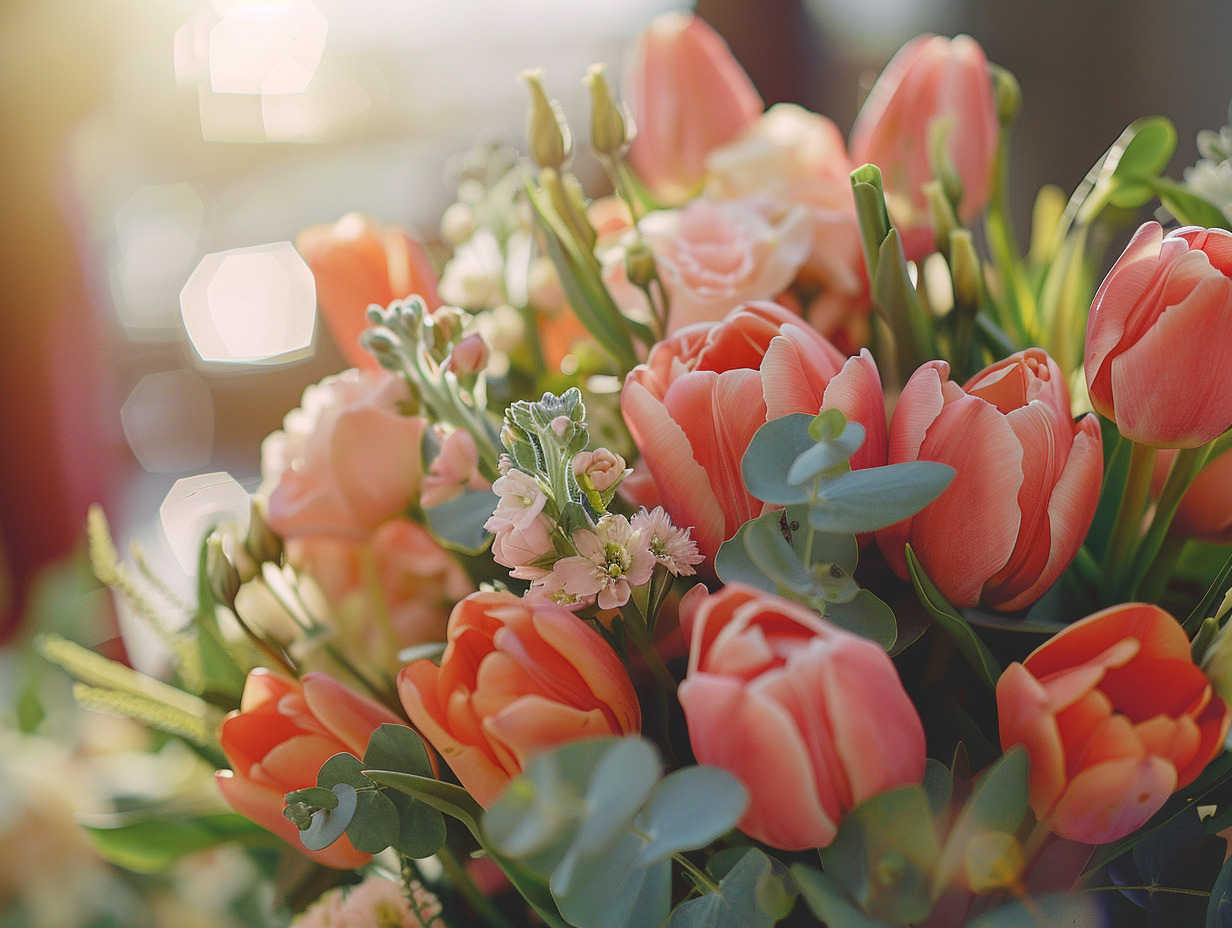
[678,584,926,850]
[877,350,1102,610]
[1085,222,1232,448]
[215,669,406,869]
[850,34,998,259]
[626,11,762,204]
[296,213,440,370]
[998,603,1229,844]
[397,591,640,808]
[621,302,886,564]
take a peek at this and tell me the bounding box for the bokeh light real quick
[158,472,250,574]
[179,241,317,365]
[208,0,328,95]
[120,370,215,473]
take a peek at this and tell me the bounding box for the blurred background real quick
[0,0,1230,924]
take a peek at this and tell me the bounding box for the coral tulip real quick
[626,11,762,204]
[1085,222,1232,448]
[621,302,886,564]
[850,34,998,259]
[1152,447,1232,544]
[215,669,406,869]
[998,603,1229,844]
[297,213,440,370]
[877,350,1102,610]
[678,584,926,850]
[397,592,640,807]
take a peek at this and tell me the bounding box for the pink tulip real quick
[679,584,925,850]
[398,591,641,807]
[850,35,998,259]
[626,11,763,203]
[1152,447,1232,544]
[998,603,1229,844]
[263,370,427,540]
[296,213,440,370]
[877,350,1102,610]
[1086,222,1232,448]
[621,302,887,564]
[215,669,406,869]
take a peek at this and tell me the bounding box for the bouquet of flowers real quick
[46,10,1232,927]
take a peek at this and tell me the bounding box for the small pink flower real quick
[486,469,547,531]
[484,469,557,576]
[631,507,704,576]
[573,448,628,494]
[554,515,655,610]
[421,429,489,509]
[447,334,490,375]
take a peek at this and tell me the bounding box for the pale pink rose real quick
[679,585,926,850]
[421,428,489,509]
[629,197,812,334]
[707,103,867,306]
[626,11,763,203]
[263,370,426,540]
[290,519,473,666]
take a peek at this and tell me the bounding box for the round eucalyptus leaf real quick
[635,766,747,865]
[301,782,357,851]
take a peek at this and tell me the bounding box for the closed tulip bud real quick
[521,69,572,170]
[245,497,283,567]
[585,63,628,157]
[1086,222,1232,448]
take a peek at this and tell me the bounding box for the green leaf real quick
[1184,549,1232,636]
[1152,177,1230,230]
[962,894,1102,927]
[822,786,940,926]
[424,489,498,554]
[725,511,818,596]
[823,590,897,651]
[284,786,338,810]
[553,833,672,928]
[363,769,485,840]
[81,812,278,873]
[346,786,399,854]
[302,783,357,851]
[635,766,747,864]
[565,738,661,866]
[786,422,866,486]
[1110,116,1177,182]
[317,752,370,790]
[363,723,447,858]
[668,849,784,928]
[1208,854,1232,928]
[922,759,953,822]
[742,414,821,505]
[792,865,898,928]
[808,462,954,534]
[905,546,1001,692]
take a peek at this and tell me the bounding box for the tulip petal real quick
[484,695,616,772]
[301,672,405,757]
[997,661,1068,815]
[821,349,888,470]
[1049,755,1176,845]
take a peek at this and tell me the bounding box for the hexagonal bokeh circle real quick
[180,241,316,365]
[208,0,329,95]
[159,472,252,574]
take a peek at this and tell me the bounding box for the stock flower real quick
[484,468,556,579]
[263,370,427,540]
[678,584,926,850]
[215,669,406,869]
[398,591,641,807]
[621,301,886,563]
[292,875,440,928]
[877,350,1102,610]
[572,448,627,494]
[849,35,999,259]
[632,196,812,333]
[552,514,655,610]
[631,506,704,576]
[997,603,1230,844]
[626,11,763,203]
[1152,447,1232,544]
[706,103,868,314]
[296,213,440,370]
[1085,222,1232,448]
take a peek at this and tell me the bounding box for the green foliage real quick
[484,737,748,928]
[82,811,280,873]
[424,488,499,554]
[668,849,794,928]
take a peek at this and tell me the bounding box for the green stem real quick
[673,852,721,895]
[1082,885,1210,898]
[1101,441,1157,602]
[1135,533,1188,605]
[436,845,518,928]
[1127,444,1213,598]
[984,128,1034,345]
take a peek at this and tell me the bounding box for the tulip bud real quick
[990,63,1021,127]
[584,63,629,157]
[521,69,572,170]
[624,238,658,292]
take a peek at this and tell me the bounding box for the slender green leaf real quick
[1153,177,1230,229]
[81,812,278,873]
[1184,549,1232,635]
[905,546,1001,691]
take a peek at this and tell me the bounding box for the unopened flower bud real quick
[550,415,571,437]
[949,229,983,317]
[585,63,628,157]
[521,68,572,170]
[429,306,468,344]
[206,532,241,607]
[927,113,965,213]
[990,63,1021,127]
[448,334,490,375]
[923,179,959,255]
[573,448,627,493]
[246,497,283,568]
[440,202,476,247]
[625,239,658,291]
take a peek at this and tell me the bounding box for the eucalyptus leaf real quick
[317,752,370,790]
[635,766,747,864]
[553,832,672,928]
[792,865,898,928]
[743,512,819,595]
[742,414,818,505]
[347,786,400,854]
[905,546,1001,692]
[668,848,782,928]
[808,462,954,535]
[786,422,866,486]
[301,783,357,851]
[388,789,448,859]
[363,769,484,839]
[823,590,897,650]
[364,723,436,778]
[962,894,1102,927]
[424,488,498,554]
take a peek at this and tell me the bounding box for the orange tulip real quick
[626,11,762,204]
[296,213,440,370]
[621,302,887,564]
[215,669,406,869]
[877,350,1102,610]
[850,34,998,259]
[997,603,1229,844]
[1085,222,1232,448]
[679,584,925,850]
[397,592,640,808]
